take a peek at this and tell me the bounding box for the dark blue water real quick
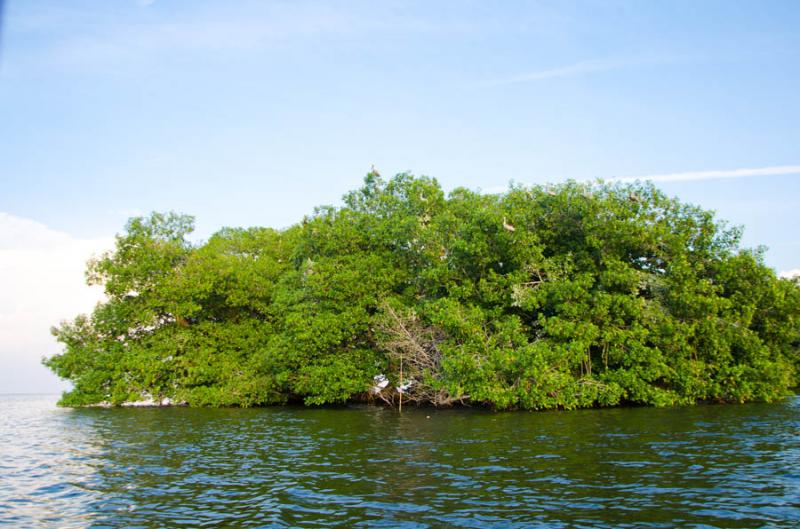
[0,394,798,528]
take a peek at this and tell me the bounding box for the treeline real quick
[45,173,800,409]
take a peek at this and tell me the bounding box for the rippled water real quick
[1,394,798,528]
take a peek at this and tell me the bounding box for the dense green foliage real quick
[45,174,800,409]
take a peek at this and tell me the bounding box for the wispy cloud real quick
[7,3,444,73]
[484,164,800,194]
[482,53,688,87]
[612,165,800,183]
[485,59,632,86]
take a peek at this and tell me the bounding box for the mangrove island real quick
[45,173,800,409]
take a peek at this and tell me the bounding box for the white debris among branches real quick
[374,302,468,407]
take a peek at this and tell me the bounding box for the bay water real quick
[1,394,798,528]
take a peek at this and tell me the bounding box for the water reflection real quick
[1,395,798,528]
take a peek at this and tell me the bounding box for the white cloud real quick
[613,164,800,183]
[779,268,800,279]
[0,213,113,393]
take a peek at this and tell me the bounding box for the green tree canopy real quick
[45,174,800,408]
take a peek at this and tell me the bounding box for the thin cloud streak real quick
[612,165,800,183]
[484,164,800,194]
[485,59,631,86]
[482,53,689,87]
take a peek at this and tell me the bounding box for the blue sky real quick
[1,1,799,392]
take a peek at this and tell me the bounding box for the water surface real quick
[1,394,798,528]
